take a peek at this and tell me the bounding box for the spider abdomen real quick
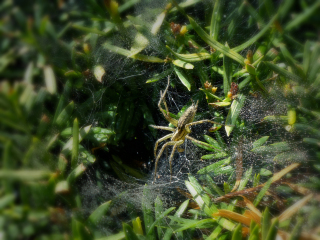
[177,104,197,129]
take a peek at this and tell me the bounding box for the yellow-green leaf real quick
[103,43,164,63]
[172,59,194,69]
[166,45,211,62]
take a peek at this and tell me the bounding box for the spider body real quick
[177,102,198,129]
[172,101,198,141]
[150,77,224,183]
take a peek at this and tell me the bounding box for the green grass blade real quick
[253,43,267,61]
[210,0,222,40]
[53,80,72,123]
[260,169,272,176]
[201,152,228,160]
[198,157,231,174]
[128,16,167,54]
[207,225,223,240]
[251,142,290,154]
[254,76,268,94]
[231,224,242,240]
[266,218,279,240]
[308,43,320,81]
[188,16,245,65]
[55,180,69,194]
[244,1,265,27]
[103,43,164,63]
[232,14,278,53]
[67,163,86,183]
[172,59,194,69]
[262,207,271,240]
[128,33,149,57]
[204,135,223,150]
[175,219,216,232]
[147,207,176,235]
[150,10,166,35]
[225,94,246,136]
[205,175,224,196]
[278,44,298,68]
[43,65,57,94]
[132,217,143,235]
[62,125,92,154]
[192,140,218,152]
[23,62,33,84]
[0,194,15,210]
[54,101,74,127]
[71,118,79,169]
[248,224,260,240]
[285,1,320,31]
[288,218,303,240]
[185,180,213,216]
[238,167,252,191]
[88,200,112,225]
[167,45,211,62]
[233,55,264,78]
[278,0,294,19]
[163,200,189,240]
[174,66,192,91]
[0,170,52,181]
[264,61,302,82]
[265,48,279,61]
[212,66,224,75]
[254,178,272,207]
[223,47,232,96]
[224,182,231,194]
[123,223,139,240]
[195,62,209,85]
[72,218,92,240]
[2,140,13,193]
[252,136,269,148]
[209,102,231,108]
[263,0,275,18]
[95,232,125,240]
[72,24,111,36]
[253,174,260,187]
[111,155,144,179]
[170,0,201,13]
[142,185,156,240]
[199,88,223,101]
[118,0,140,13]
[155,197,164,239]
[238,76,251,90]
[146,68,173,83]
[302,40,312,75]
[273,151,305,163]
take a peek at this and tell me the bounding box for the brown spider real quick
[150,77,225,183]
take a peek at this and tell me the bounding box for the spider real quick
[150,77,225,183]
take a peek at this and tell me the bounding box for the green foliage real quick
[1,0,319,239]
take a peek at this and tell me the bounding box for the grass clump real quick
[0,0,320,239]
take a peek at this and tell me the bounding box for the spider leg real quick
[153,140,179,184]
[160,90,169,115]
[149,125,175,132]
[153,133,173,158]
[169,140,184,183]
[185,120,226,133]
[158,77,178,127]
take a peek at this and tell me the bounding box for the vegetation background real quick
[0,0,320,239]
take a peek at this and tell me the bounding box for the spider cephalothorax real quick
[150,77,225,183]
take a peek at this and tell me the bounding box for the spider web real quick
[68,0,319,237]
